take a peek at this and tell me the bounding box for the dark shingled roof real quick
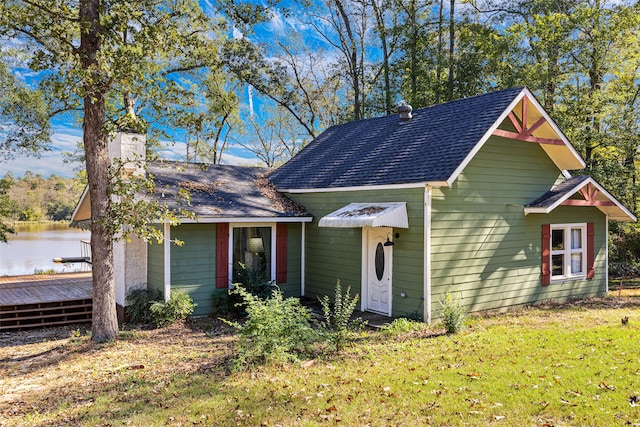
[525,175,590,208]
[269,87,525,189]
[147,161,309,218]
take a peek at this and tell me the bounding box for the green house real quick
[72,87,635,322]
[72,135,313,319]
[267,87,635,323]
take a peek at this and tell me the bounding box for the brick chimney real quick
[109,131,146,177]
[109,131,148,322]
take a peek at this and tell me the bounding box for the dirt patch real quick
[0,317,235,417]
[535,291,640,310]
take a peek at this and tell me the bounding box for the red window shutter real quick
[541,224,551,286]
[276,223,288,284]
[216,223,229,288]
[587,222,595,279]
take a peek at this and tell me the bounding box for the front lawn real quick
[1,293,639,426]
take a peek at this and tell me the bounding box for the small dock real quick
[53,240,92,265]
[0,272,92,331]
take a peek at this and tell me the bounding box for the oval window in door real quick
[375,242,385,280]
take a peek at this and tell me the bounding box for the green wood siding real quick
[147,224,164,296]
[289,189,425,319]
[282,223,302,298]
[169,223,216,316]
[431,136,607,316]
[150,222,306,316]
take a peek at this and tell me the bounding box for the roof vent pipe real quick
[397,101,413,122]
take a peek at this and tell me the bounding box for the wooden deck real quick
[0,272,92,330]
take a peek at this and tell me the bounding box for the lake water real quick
[0,223,91,276]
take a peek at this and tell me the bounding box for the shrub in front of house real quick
[222,285,318,370]
[213,262,278,315]
[440,292,466,334]
[318,280,366,353]
[149,290,196,328]
[126,288,161,325]
[126,288,196,328]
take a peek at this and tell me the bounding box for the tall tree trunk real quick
[371,0,392,115]
[436,0,444,104]
[333,0,361,120]
[80,0,119,342]
[410,0,418,105]
[447,0,455,101]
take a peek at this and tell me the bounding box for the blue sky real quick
[2,1,279,179]
[3,126,261,179]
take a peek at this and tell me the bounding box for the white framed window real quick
[550,223,587,281]
[228,223,276,286]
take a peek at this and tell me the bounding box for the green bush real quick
[149,291,196,328]
[232,262,275,299]
[381,317,428,336]
[319,280,365,352]
[223,285,318,370]
[440,292,466,334]
[211,290,233,315]
[609,223,640,277]
[125,288,161,324]
[126,288,195,328]
[215,262,277,316]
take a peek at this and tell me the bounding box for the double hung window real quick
[550,223,586,280]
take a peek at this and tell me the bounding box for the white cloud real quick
[220,151,262,166]
[156,139,262,166]
[2,129,83,178]
[232,26,244,39]
[12,68,38,83]
[2,127,263,178]
[268,11,286,34]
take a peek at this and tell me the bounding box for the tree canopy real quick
[1,0,639,338]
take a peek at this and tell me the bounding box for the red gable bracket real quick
[525,177,636,222]
[562,183,615,207]
[492,96,565,145]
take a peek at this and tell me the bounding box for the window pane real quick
[375,242,385,281]
[571,253,583,274]
[552,254,564,276]
[571,229,582,250]
[552,229,564,250]
[232,227,271,282]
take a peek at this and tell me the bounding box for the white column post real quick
[163,222,171,302]
[301,222,306,296]
[424,185,432,324]
[605,217,609,294]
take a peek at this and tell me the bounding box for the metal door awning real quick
[318,202,408,228]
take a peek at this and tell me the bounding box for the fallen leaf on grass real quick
[466,372,482,380]
[598,382,616,391]
[629,395,640,406]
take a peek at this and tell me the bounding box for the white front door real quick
[364,227,392,316]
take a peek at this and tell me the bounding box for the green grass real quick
[2,299,640,426]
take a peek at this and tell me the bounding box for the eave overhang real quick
[319,202,409,228]
[525,176,636,222]
[70,186,90,224]
[447,88,585,187]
